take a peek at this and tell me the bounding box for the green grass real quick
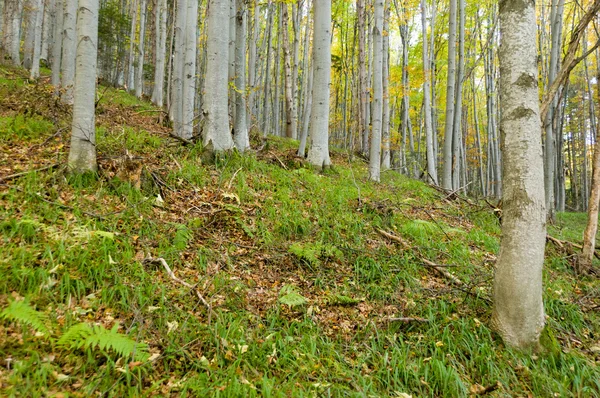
[1,68,599,397]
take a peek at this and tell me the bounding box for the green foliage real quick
[278,285,308,307]
[1,300,50,335]
[288,242,343,268]
[173,223,193,251]
[58,322,149,361]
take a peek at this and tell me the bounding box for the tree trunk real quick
[135,0,147,99]
[306,0,331,169]
[60,0,76,104]
[357,0,367,155]
[261,3,273,137]
[381,0,390,170]
[281,3,297,139]
[151,0,167,106]
[368,0,383,181]
[29,0,44,79]
[126,0,138,92]
[203,0,234,151]
[68,0,98,173]
[492,0,546,350]
[442,0,457,189]
[297,58,313,157]
[421,0,437,184]
[451,0,465,190]
[234,0,249,151]
[50,0,62,90]
[180,0,197,140]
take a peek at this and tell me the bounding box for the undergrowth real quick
[0,67,599,397]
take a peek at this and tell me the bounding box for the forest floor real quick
[0,65,599,397]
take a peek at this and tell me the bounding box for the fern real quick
[58,322,149,361]
[173,224,193,251]
[0,300,50,336]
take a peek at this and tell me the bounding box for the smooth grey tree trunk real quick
[126,0,138,92]
[29,0,44,79]
[368,0,383,182]
[180,0,197,140]
[247,0,258,128]
[357,0,367,154]
[306,0,331,169]
[60,0,76,104]
[203,0,234,151]
[261,3,273,137]
[281,3,297,140]
[421,0,437,184]
[135,0,147,99]
[451,0,465,190]
[170,0,186,136]
[381,0,390,170]
[442,0,457,189]
[492,0,546,350]
[297,56,313,157]
[50,0,62,90]
[68,0,98,173]
[23,0,37,69]
[151,0,167,106]
[234,0,249,151]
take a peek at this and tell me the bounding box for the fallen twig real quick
[388,317,429,323]
[422,258,465,287]
[546,235,600,259]
[143,256,213,323]
[377,228,409,248]
[0,163,59,183]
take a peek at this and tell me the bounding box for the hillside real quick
[1,66,599,397]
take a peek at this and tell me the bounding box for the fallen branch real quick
[388,317,429,323]
[377,228,466,287]
[143,256,213,323]
[0,163,59,183]
[546,235,600,259]
[377,228,409,248]
[422,258,465,287]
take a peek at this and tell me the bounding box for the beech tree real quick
[492,0,546,350]
[60,0,77,104]
[368,0,384,182]
[203,0,234,151]
[68,0,99,173]
[306,0,331,169]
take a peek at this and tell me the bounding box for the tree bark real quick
[234,0,249,151]
[151,0,167,106]
[306,0,331,169]
[68,0,98,173]
[421,0,437,184]
[203,0,234,151]
[60,0,76,104]
[368,0,384,182]
[442,0,458,189]
[492,0,546,350]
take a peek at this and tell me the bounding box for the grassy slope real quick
[0,65,599,397]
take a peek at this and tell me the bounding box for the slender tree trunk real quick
[203,0,234,151]
[60,0,76,104]
[421,0,437,184]
[135,0,147,99]
[492,0,546,350]
[180,0,197,140]
[127,0,138,92]
[50,0,62,90]
[306,0,331,169]
[151,0,167,106]
[357,0,368,155]
[23,0,38,69]
[442,0,457,189]
[381,0,390,170]
[68,0,98,173]
[261,3,273,136]
[234,0,249,151]
[298,56,313,157]
[451,0,465,190]
[247,0,258,128]
[29,0,44,79]
[281,3,297,139]
[368,0,383,181]
[170,0,186,135]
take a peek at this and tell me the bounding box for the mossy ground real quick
[1,65,599,397]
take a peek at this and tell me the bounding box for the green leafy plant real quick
[278,285,308,307]
[57,322,149,361]
[0,300,50,335]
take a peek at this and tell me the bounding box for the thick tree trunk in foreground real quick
[68,0,98,173]
[492,0,546,350]
[203,0,234,151]
[306,0,331,169]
